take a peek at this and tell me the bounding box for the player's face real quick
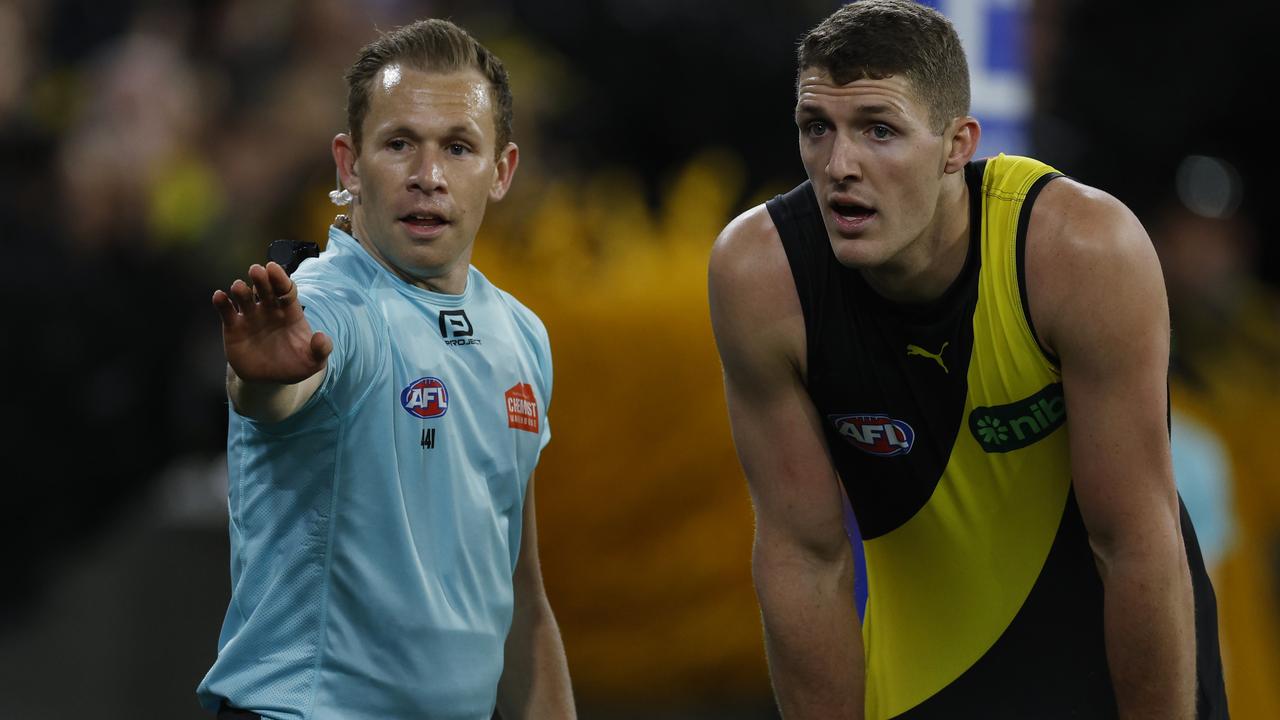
[336,65,516,294]
[796,69,951,271]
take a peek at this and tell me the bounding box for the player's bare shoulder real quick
[708,204,807,379]
[1025,176,1167,360]
[1028,177,1152,261]
[710,205,785,293]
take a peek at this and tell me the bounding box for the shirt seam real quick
[303,420,346,719]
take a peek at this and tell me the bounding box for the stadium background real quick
[1,0,1277,717]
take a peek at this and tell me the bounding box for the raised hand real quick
[213,261,332,385]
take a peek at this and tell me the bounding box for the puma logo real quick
[907,342,949,373]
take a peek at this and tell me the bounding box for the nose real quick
[408,149,448,194]
[827,132,862,184]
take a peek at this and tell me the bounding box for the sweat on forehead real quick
[344,18,514,155]
[373,62,491,104]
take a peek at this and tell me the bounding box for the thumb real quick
[310,332,333,363]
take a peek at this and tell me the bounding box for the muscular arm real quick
[1030,182,1195,719]
[213,261,330,423]
[497,473,576,718]
[709,207,864,719]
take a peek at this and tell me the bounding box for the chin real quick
[400,257,448,278]
[829,236,893,270]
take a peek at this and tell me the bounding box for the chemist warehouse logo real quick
[400,377,449,419]
[830,414,915,457]
[505,382,539,434]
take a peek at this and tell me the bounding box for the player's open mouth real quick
[400,213,451,237]
[830,200,876,233]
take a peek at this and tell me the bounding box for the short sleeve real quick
[296,280,386,415]
[493,285,554,455]
[536,320,554,452]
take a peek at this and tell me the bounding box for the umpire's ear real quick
[489,142,519,203]
[333,133,361,200]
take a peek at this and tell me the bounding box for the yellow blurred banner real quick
[472,150,776,703]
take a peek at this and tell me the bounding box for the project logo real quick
[439,310,481,346]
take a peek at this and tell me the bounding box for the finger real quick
[248,264,274,305]
[220,283,242,314]
[310,332,333,362]
[229,279,255,315]
[212,290,240,326]
[265,262,297,306]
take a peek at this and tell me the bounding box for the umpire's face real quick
[335,64,518,293]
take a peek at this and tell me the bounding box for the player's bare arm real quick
[212,260,331,423]
[497,473,577,718]
[1028,180,1195,719]
[709,206,865,719]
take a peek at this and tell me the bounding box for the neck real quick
[860,172,970,304]
[347,210,469,295]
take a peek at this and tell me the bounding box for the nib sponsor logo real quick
[830,414,915,457]
[401,377,449,419]
[969,382,1066,453]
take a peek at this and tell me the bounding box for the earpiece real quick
[329,168,353,206]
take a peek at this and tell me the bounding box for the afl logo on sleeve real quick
[505,383,539,433]
[401,377,449,419]
[830,413,915,457]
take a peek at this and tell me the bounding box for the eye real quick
[869,124,894,140]
[448,143,471,156]
[388,138,410,152]
[806,120,829,138]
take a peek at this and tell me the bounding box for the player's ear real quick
[943,116,981,174]
[489,142,519,202]
[333,133,361,197]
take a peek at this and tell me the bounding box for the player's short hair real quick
[797,0,969,133]
[345,19,513,157]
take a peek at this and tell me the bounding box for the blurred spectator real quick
[3,1,1277,717]
[1151,175,1280,719]
[2,2,784,716]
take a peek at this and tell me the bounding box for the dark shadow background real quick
[1,0,1275,717]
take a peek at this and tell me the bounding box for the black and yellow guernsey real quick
[766,154,1227,719]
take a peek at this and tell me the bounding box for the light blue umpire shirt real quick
[198,226,553,719]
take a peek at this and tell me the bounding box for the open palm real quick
[213,262,332,384]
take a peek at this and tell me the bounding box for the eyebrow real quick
[442,124,482,139]
[377,123,482,140]
[376,124,421,140]
[853,104,902,118]
[796,101,903,118]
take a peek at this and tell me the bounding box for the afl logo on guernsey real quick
[830,414,915,457]
[400,377,449,419]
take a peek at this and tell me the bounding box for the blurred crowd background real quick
[1,0,1276,717]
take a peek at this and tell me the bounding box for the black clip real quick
[266,240,320,276]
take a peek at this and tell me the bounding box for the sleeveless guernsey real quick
[766,154,1227,719]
